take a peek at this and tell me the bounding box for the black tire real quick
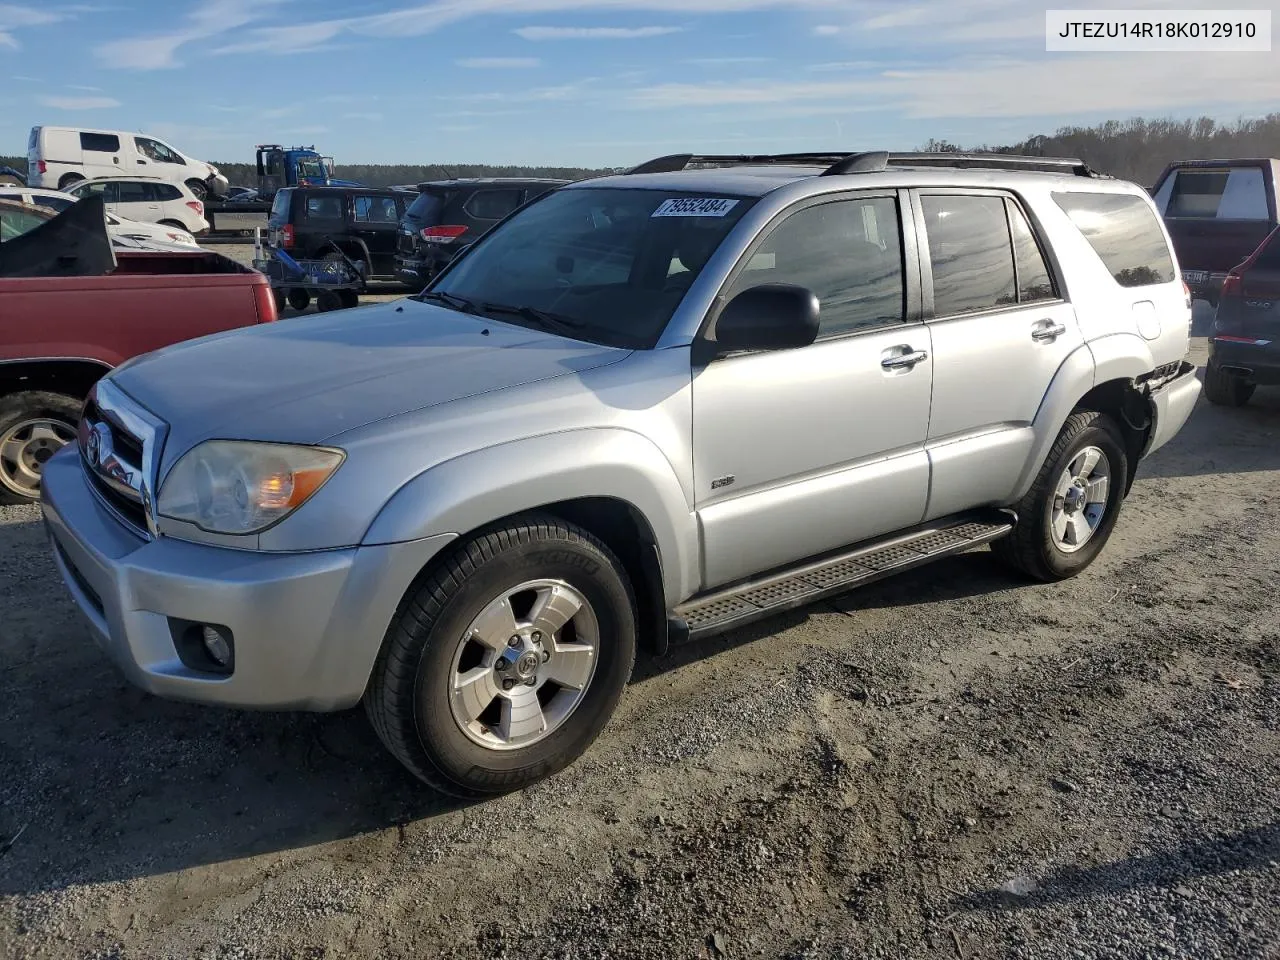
[992,410,1128,583]
[272,288,287,315]
[364,514,637,797]
[338,289,359,310]
[57,173,83,190]
[287,288,311,312]
[1203,358,1255,407]
[184,179,208,202]
[315,290,342,312]
[0,391,83,505]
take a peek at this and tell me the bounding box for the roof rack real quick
[624,151,1107,179]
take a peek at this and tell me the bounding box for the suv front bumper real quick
[41,447,454,712]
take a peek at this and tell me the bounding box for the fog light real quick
[202,625,232,667]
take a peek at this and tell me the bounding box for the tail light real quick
[420,225,469,244]
[186,200,204,217]
[280,223,295,249]
[252,281,279,324]
[37,160,47,174]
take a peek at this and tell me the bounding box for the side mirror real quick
[711,283,820,354]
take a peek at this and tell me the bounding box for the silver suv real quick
[42,151,1201,796]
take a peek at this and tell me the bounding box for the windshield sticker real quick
[651,198,740,218]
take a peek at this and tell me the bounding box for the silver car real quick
[41,151,1202,795]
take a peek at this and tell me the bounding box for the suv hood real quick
[110,299,631,459]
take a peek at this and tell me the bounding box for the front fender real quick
[361,428,699,605]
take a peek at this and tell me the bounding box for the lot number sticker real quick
[652,198,740,218]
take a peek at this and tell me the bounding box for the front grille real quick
[78,381,165,540]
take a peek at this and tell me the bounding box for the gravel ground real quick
[1,314,1277,959]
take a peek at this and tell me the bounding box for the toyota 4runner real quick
[42,151,1201,797]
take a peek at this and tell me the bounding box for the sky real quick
[1,0,1277,168]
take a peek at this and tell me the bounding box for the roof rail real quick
[624,150,1106,179]
[624,153,854,175]
[822,151,1105,178]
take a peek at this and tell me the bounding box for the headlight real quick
[157,441,344,535]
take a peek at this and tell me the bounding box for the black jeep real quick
[267,186,416,283]
[395,178,568,289]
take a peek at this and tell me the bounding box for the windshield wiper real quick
[412,290,482,315]
[481,302,584,337]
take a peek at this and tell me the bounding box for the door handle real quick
[1031,321,1067,342]
[881,349,928,370]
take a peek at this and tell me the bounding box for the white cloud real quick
[343,111,384,121]
[812,24,841,35]
[0,2,61,48]
[626,53,1280,120]
[66,83,103,91]
[96,0,282,68]
[514,25,682,40]
[37,94,121,109]
[456,56,542,67]
[0,32,15,47]
[10,73,39,80]
[807,61,880,72]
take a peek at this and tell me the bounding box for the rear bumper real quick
[394,255,433,288]
[1143,360,1201,460]
[1209,336,1280,385]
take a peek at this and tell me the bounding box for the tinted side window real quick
[353,195,399,223]
[270,190,292,221]
[116,181,155,203]
[922,195,1016,315]
[305,195,343,220]
[465,189,523,221]
[1053,192,1176,288]
[155,183,183,201]
[726,197,906,337]
[80,132,120,153]
[76,181,118,203]
[1007,202,1057,302]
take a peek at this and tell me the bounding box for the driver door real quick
[692,192,933,589]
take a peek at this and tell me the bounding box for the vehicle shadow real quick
[952,821,1279,913]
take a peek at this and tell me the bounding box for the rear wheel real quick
[287,288,311,312]
[272,288,287,314]
[1203,358,1255,407]
[338,289,359,309]
[184,179,208,202]
[992,410,1128,582]
[0,391,82,504]
[57,173,83,191]
[315,290,342,312]
[364,515,637,797]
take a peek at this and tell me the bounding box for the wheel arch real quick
[360,429,700,647]
[0,357,112,403]
[1011,336,1157,502]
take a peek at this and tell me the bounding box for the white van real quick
[26,126,230,200]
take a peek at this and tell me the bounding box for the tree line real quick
[920,113,1280,185]
[5,114,1280,188]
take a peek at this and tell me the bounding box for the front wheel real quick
[364,515,637,797]
[0,391,83,504]
[992,410,1128,582]
[184,179,208,202]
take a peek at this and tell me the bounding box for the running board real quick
[672,510,1015,641]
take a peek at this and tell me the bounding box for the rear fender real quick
[1008,334,1156,502]
[361,429,699,606]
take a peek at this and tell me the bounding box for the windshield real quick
[427,186,757,348]
[296,158,326,181]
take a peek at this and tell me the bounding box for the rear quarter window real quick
[79,132,121,153]
[155,183,183,202]
[1052,192,1176,288]
[305,195,344,220]
[270,190,292,221]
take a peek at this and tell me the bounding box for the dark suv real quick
[395,178,568,288]
[268,186,415,282]
[1206,225,1280,406]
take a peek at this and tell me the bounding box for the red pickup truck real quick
[1150,158,1280,304]
[0,196,277,502]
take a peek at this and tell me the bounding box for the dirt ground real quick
[1,312,1277,960]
